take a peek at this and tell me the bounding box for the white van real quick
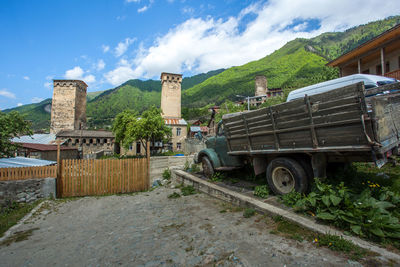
[286,74,398,102]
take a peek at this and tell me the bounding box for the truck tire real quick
[202,156,214,178]
[266,158,308,195]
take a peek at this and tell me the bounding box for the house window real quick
[176,128,181,136]
[136,142,141,154]
[177,143,182,150]
[129,144,133,151]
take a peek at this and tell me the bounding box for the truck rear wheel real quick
[267,158,308,195]
[202,156,214,178]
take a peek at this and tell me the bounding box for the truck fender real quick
[197,149,222,169]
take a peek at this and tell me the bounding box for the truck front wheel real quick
[266,158,308,195]
[201,156,214,178]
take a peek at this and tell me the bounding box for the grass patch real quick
[168,192,181,199]
[219,202,244,213]
[0,228,39,247]
[243,208,256,218]
[267,216,370,262]
[181,185,197,196]
[0,201,40,237]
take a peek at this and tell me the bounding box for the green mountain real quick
[182,16,400,107]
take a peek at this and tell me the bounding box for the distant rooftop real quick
[12,134,57,145]
[0,157,56,168]
[164,118,187,126]
[57,130,114,138]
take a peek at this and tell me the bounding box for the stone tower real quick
[255,75,268,96]
[160,72,182,118]
[50,80,87,134]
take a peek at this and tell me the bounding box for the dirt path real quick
[0,187,361,266]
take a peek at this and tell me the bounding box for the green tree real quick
[112,106,172,156]
[0,111,32,157]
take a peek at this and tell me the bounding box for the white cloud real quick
[23,76,30,80]
[115,38,135,57]
[126,0,140,2]
[104,0,399,80]
[31,97,44,103]
[102,44,110,53]
[44,82,52,89]
[0,89,16,99]
[137,5,149,13]
[17,103,23,107]
[96,59,106,71]
[104,66,136,86]
[64,66,96,84]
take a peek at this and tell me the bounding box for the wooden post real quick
[56,140,62,198]
[380,48,385,75]
[146,140,150,189]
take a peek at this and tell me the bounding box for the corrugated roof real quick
[190,126,201,132]
[11,134,57,145]
[0,157,56,168]
[164,118,187,125]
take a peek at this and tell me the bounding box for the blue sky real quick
[0,0,399,110]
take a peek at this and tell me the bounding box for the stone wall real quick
[0,178,56,207]
[160,73,182,118]
[50,80,87,134]
[184,138,206,155]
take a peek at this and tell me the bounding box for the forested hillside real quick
[182,16,400,108]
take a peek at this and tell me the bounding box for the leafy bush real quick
[181,186,197,196]
[254,185,269,199]
[210,172,224,182]
[184,160,190,171]
[281,178,400,241]
[162,168,171,180]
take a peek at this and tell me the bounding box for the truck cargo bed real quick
[223,82,400,166]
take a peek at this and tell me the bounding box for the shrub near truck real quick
[195,82,400,195]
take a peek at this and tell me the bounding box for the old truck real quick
[195,82,400,195]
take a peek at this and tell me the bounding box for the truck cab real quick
[195,121,243,177]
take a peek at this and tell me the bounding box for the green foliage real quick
[168,192,181,199]
[0,111,32,157]
[254,185,269,199]
[243,208,256,218]
[190,164,200,173]
[184,160,190,171]
[316,234,367,261]
[281,178,400,241]
[112,106,172,156]
[210,172,224,182]
[181,185,197,196]
[162,168,171,180]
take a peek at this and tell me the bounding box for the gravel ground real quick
[0,186,361,267]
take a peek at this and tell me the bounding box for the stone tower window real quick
[176,128,181,136]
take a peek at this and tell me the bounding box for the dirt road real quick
[0,187,360,266]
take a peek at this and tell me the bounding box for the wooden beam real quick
[357,59,361,74]
[381,47,385,74]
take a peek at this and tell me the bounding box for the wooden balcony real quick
[385,69,400,80]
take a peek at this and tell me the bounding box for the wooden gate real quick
[57,158,149,197]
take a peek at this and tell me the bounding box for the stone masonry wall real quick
[160,73,182,119]
[255,75,268,96]
[50,80,87,134]
[0,178,56,207]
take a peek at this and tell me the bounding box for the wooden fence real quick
[0,165,57,181]
[57,158,149,197]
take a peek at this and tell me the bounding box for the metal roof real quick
[164,118,187,125]
[0,157,56,168]
[11,134,57,145]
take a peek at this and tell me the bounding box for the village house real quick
[327,23,400,80]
